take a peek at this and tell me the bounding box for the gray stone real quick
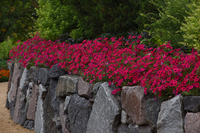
[49,79,60,116]
[5,97,9,109]
[18,83,29,126]
[157,95,184,133]
[27,66,39,84]
[121,86,148,125]
[184,112,200,133]
[139,126,152,133]
[19,68,27,91]
[68,94,91,133]
[10,63,21,102]
[36,67,50,86]
[52,117,62,130]
[78,77,93,98]
[145,98,162,132]
[18,102,28,126]
[64,96,71,112]
[9,101,15,119]
[117,124,129,133]
[128,124,139,133]
[24,120,29,127]
[60,103,70,133]
[13,85,22,123]
[27,83,39,120]
[183,96,200,112]
[26,120,34,131]
[92,82,103,95]
[43,80,58,133]
[48,64,67,79]
[56,75,80,97]
[34,84,46,133]
[86,82,121,133]
[121,110,127,124]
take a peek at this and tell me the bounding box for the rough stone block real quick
[60,103,70,133]
[43,80,58,133]
[121,86,148,125]
[145,98,162,132]
[34,84,46,133]
[86,82,121,133]
[157,95,184,133]
[183,96,200,112]
[56,75,80,97]
[184,112,200,133]
[36,67,50,86]
[78,77,93,98]
[121,110,127,124]
[10,63,21,102]
[68,94,91,133]
[117,124,129,133]
[27,66,39,85]
[27,83,39,120]
[48,64,67,79]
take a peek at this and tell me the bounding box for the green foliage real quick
[180,2,200,51]
[0,59,8,70]
[66,0,158,40]
[36,0,78,41]
[0,37,17,60]
[0,0,38,43]
[144,0,198,49]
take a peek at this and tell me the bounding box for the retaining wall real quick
[5,62,200,133]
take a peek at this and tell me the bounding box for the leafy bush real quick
[144,0,197,50]
[36,0,78,41]
[0,37,17,60]
[180,2,200,52]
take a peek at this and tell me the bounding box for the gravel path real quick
[0,82,35,133]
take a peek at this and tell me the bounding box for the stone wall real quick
[6,62,200,133]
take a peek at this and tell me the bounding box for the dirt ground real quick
[0,82,35,133]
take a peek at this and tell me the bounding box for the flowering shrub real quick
[9,34,200,100]
[0,70,10,82]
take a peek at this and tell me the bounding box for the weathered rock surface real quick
[121,86,148,125]
[48,64,67,79]
[56,75,80,97]
[27,83,39,120]
[34,84,46,133]
[27,66,39,84]
[13,85,22,123]
[145,98,162,132]
[60,102,70,133]
[157,95,184,133]
[49,79,60,116]
[9,101,15,119]
[19,68,27,90]
[24,120,34,131]
[183,96,200,112]
[68,94,91,133]
[184,112,200,133]
[117,124,129,133]
[43,80,58,133]
[36,67,50,86]
[128,124,152,133]
[10,63,21,102]
[78,77,93,98]
[90,82,103,102]
[64,95,71,112]
[121,110,127,124]
[86,82,121,133]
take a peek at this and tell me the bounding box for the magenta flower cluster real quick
[9,34,200,97]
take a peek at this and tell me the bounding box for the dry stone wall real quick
[5,61,200,133]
